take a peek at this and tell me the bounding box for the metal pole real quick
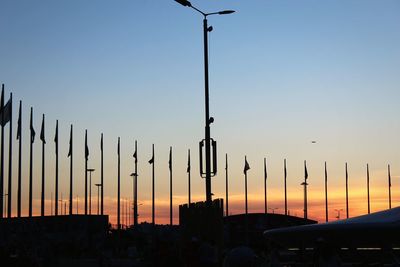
[345,162,349,219]
[367,164,370,214]
[101,133,104,215]
[69,125,73,215]
[29,107,33,217]
[17,101,22,217]
[225,153,229,216]
[55,120,59,216]
[325,162,328,222]
[41,114,45,217]
[7,93,12,218]
[203,18,212,203]
[0,85,4,218]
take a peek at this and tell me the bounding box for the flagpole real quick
[40,114,45,216]
[17,100,22,217]
[101,133,104,215]
[151,144,155,225]
[324,161,328,222]
[7,93,12,218]
[388,164,391,209]
[85,129,88,215]
[303,160,308,220]
[225,153,228,216]
[0,85,4,218]
[244,156,248,215]
[133,140,138,226]
[284,159,287,216]
[188,149,191,206]
[264,157,267,214]
[117,137,121,230]
[169,146,173,226]
[367,164,370,214]
[55,120,59,216]
[69,125,73,215]
[29,107,34,217]
[345,162,349,219]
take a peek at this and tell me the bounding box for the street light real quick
[87,168,95,215]
[269,207,278,214]
[175,0,235,203]
[335,208,343,220]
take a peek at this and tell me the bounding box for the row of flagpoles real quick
[0,83,395,225]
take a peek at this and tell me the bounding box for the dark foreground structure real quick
[264,207,400,266]
[0,215,108,266]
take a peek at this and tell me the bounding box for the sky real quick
[0,0,399,224]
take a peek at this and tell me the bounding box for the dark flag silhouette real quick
[302,160,308,219]
[117,137,121,230]
[243,156,250,215]
[388,164,392,209]
[188,149,191,205]
[264,157,267,214]
[284,159,288,216]
[40,114,45,216]
[54,120,59,216]
[345,162,349,218]
[169,146,173,225]
[100,133,104,215]
[149,144,155,225]
[84,129,88,215]
[367,164,370,214]
[225,153,228,216]
[29,107,35,217]
[68,125,73,214]
[324,161,328,222]
[17,100,22,217]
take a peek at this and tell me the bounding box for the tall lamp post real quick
[175,0,235,203]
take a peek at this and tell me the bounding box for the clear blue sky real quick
[1,0,399,221]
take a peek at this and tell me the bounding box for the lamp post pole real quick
[87,168,95,215]
[175,0,234,203]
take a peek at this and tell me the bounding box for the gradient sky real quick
[0,0,399,224]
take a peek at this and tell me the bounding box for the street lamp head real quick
[175,0,191,7]
[218,10,235,15]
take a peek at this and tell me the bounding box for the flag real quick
[148,151,154,164]
[0,98,11,127]
[85,130,89,160]
[30,108,35,143]
[324,162,327,182]
[264,158,267,181]
[345,163,348,181]
[117,137,120,155]
[388,164,391,187]
[100,133,103,151]
[133,142,137,163]
[187,150,190,173]
[243,157,250,174]
[67,125,72,157]
[54,120,58,154]
[16,101,21,140]
[40,115,45,144]
[168,147,172,171]
[304,161,308,180]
